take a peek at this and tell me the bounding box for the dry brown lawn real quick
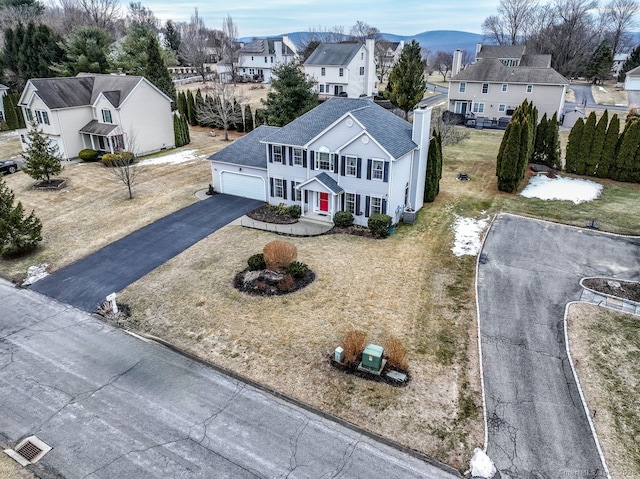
[177,81,269,110]
[0,454,35,479]
[567,303,640,478]
[591,84,628,106]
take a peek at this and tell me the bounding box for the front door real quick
[319,192,329,212]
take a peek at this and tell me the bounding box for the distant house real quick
[18,73,174,160]
[377,41,404,81]
[217,36,297,83]
[624,65,640,91]
[613,53,628,79]
[0,83,9,124]
[304,40,377,98]
[448,44,569,121]
[208,98,432,226]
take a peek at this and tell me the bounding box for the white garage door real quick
[220,172,266,201]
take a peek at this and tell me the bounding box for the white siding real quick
[210,162,267,200]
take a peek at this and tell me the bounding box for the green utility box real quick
[361,344,384,371]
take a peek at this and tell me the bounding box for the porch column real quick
[81,135,87,149]
[90,135,96,150]
[108,137,114,154]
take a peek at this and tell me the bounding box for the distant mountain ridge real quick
[239,30,487,55]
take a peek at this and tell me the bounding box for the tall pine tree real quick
[21,121,63,185]
[0,177,42,257]
[387,40,426,119]
[497,119,522,192]
[144,35,177,107]
[596,114,619,178]
[424,130,443,202]
[262,63,317,126]
[186,90,196,125]
[586,110,608,176]
[546,113,561,169]
[564,118,584,173]
[576,112,597,175]
[612,119,640,182]
[533,113,548,164]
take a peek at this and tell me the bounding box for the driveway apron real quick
[30,194,263,312]
[477,214,640,478]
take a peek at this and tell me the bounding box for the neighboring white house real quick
[613,53,628,79]
[217,36,297,83]
[0,83,9,124]
[304,40,378,99]
[208,98,432,227]
[18,73,175,160]
[377,41,404,81]
[624,64,640,91]
[448,44,569,121]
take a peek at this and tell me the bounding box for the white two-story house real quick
[304,40,378,99]
[217,36,297,83]
[208,98,432,227]
[448,44,569,121]
[18,73,174,160]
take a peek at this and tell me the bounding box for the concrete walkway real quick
[232,216,333,236]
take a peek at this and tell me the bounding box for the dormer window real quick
[501,59,518,67]
[24,108,33,122]
[35,110,50,125]
[102,109,112,123]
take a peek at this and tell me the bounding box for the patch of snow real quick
[598,86,608,92]
[22,264,49,286]
[468,448,497,478]
[451,214,489,257]
[520,174,602,204]
[0,130,20,144]
[137,149,200,166]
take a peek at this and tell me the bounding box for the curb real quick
[579,277,640,316]
[563,302,611,479]
[134,333,462,478]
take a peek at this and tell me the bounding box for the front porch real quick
[79,120,126,155]
[296,172,343,224]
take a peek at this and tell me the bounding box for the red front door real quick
[319,193,329,212]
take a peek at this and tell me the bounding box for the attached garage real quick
[220,171,266,201]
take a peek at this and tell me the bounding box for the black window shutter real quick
[356,195,361,215]
[283,180,287,199]
[383,162,389,182]
[365,196,370,217]
[340,156,346,176]
[333,154,338,173]
[341,193,345,210]
[304,190,309,202]
[268,145,273,163]
[382,198,387,214]
[357,158,362,178]
[269,177,274,197]
[366,159,372,180]
[303,150,307,168]
[288,147,293,165]
[310,151,315,170]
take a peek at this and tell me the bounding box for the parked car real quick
[0,160,18,175]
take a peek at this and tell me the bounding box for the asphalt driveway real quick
[477,214,640,478]
[30,194,263,312]
[0,279,459,479]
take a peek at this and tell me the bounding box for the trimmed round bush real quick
[333,210,354,227]
[263,240,297,270]
[368,213,393,237]
[119,151,135,163]
[287,204,301,219]
[101,153,119,167]
[247,253,266,271]
[78,148,99,162]
[286,261,308,279]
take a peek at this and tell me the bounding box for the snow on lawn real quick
[451,214,490,257]
[598,86,608,92]
[520,174,603,204]
[137,149,201,166]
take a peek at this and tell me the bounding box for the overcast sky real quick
[141,1,500,37]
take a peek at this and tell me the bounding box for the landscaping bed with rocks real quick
[582,277,640,303]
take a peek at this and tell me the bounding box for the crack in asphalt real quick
[284,416,309,478]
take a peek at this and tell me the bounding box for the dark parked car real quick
[0,160,18,175]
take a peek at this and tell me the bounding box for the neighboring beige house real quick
[217,36,297,83]
[448,44,569,121]
[18,73,175,160]
[304,40,377,98]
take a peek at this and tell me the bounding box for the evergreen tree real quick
[497,119,522,192]
[2,93,19,130]
[177,91,188,116]
[186,90,196,125]
[564,118,584,173]
[144,35,177,107]
[517,116,531,180]
[613,119,640,182]
[54,26,111,76]
[424,131,443,202]
[164,20,181,56]
[587,40,614,84]
[194,89,204,126]
[0,177,42,257]
[586,110,608,176]
[619,44,640,83]
[21,121,63,185]
[254,108,267,127]
[546,113,561,169]
[597,114,619,178]
[625,106,640,128]
[387,40,426,119]
[576,112,596,175]
[244,104,254,132]
[533,113,548,164]
[236,103,245,132]
[262,63,317,126]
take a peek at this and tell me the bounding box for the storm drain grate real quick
[4,436,52,467]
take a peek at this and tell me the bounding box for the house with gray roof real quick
[448,44,569,121]
[18,73,174,160]
[304,40,377,99]
[217,36,297,83]
[208,98,432,226]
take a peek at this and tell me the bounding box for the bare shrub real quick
[384,337,409,371]
[342,330,367,364]
[263,240,297,270]
[277,273,296,292]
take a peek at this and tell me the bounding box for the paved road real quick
[0,280,459,479]
[30,194,263,312]
[477,214,640,478]
[567,83,627,112]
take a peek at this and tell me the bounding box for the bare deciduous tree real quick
[78,0,120,31]
[602,0,639,54]
[349,20,380,43]
[221,14,241,83]
[127,1,158,30]
[432,107,470,146]
[179,8,210,82]
[108,129,139,200]
[430,51,453,81]
[482,0,538,45]
[375,39,395,82]
[197,82,245,140]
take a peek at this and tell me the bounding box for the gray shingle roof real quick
[477,45,526,59]
[452,58,569,85]
[308,172,344,194]
[626,65,640,77]
[240,37,294,56]
[304,43,361,66]
[23,74,148,110]
[263,98,416,159]
[520,54,551,68]
[208,125,279,168]
[79,119,118,135]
